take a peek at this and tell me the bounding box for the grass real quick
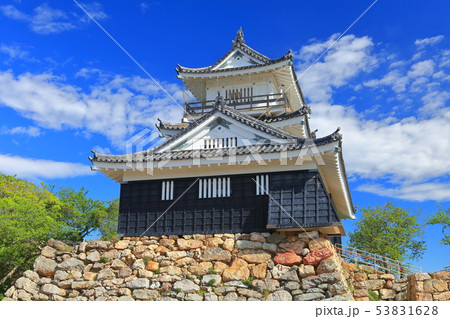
[155,269,161,274]
[346,279,355,292]
[208,267,216,274]
[143,257,151,264]
[243,277,255,286]
[158,289,167,296]
[100,256,109,263]
[368,290,380,301]
[263,289,270,297]
[208,279,216,287]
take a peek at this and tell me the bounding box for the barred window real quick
[199,177,231,198]
[161,180,174,200]
[203,137,237,149]
[255,174,269,195]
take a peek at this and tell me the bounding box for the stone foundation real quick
[4,232,449,301]
[3,231,353,301]
[343,263,450,301]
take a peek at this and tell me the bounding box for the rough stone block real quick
[273,252,302,266]
[379,288,396,300]
[265,290,292,301]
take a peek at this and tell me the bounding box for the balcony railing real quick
[184,93,290,116]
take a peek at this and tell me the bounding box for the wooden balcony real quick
[184,93,290,117]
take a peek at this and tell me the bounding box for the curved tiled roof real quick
[155,119,190,130]
[261,106,311,123]
[156,105,311,132]
[176,54,292,74]
[90,127,342,164]
[149,103,302,154]
[176,29,293,75]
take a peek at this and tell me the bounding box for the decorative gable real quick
[214,49,263,70]
[166,114,293,152]
[154,107,297,153]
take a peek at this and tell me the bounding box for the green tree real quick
[57,187,119,242]
[0,174,67,293]
[348,202,426,261]
[0,174,119,299]
[427,206,450,245]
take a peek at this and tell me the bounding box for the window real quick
[256,174,269,195]
[199,177,231,198]
[226,87,253,102]
[203,137,237,149]
[161,180,174,200]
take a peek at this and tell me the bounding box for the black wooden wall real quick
[118,170,339,237]
[267,171,340,229]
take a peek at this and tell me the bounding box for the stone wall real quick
[343,263,450,301]
[2,231,354,301]
[408,272,450,301]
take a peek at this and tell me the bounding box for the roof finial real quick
[234,27,245,45]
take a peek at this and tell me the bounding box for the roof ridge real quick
[214,104,299,140]
[262,106,311,123]
[90,126,342,163]
[176,29,292,74]
[151,103,300,153]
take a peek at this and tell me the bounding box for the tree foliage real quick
[57,187,119,242]
[348,202,426,261]
[0,174,66,293]
[427,206,450,246]
[0,173,118,298]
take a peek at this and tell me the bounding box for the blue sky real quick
[0,0,449,272]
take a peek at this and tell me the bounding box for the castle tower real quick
[90,29,355,241]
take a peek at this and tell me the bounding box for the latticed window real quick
[255,174,269,195]
[161,180,174,200]
[203,137,237,149]
[198,177,231,198]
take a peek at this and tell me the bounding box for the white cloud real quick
[407,60,435,78]
[296,34,450,202]
[295,34,377,103]
[140,2,150,13]
[0,2,108,35]
[75,67,104,79]
[0,4,27,20]
[30,3,76,34]
[358,182,450,202]
[0,125,41,137]
[78,2,108,22]
[312,101,450,183]
[0,154,93,180]
[415,35,444,48]
[92,145,111,154]
[420,90,450,115]
[0,43,33,61]
[363,70,409,93]
[0,71,183,149]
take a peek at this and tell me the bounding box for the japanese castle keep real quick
[90,29,355,241]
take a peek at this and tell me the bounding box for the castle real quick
[90,29,355,242]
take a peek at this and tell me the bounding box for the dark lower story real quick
[117,170,343,240]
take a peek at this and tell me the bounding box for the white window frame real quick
[161,180,174,200]
[199,177,231,198]
[256,174,269,195]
